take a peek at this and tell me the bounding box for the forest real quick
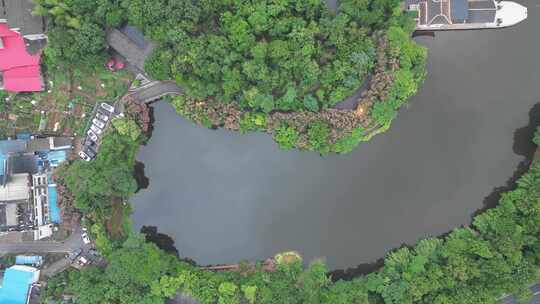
[34,0,426,154]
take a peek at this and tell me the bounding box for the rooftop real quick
[0,173,30,202]
[3,0,45,37]
[0,265,39,304]
[48,185,60,223]
[0,139,27,155]
[408,0,498,26]
[15,256,42,266]
[107,27,156,71]
[0,23,42,92]
[9,154,38,175]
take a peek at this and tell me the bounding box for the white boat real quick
[406,0,527,30]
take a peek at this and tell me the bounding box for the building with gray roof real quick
[106,26,156,72]
[2,0,46,41]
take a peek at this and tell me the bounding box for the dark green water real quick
[132,1,540,269]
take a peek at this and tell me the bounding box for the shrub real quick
[239,112,267,133]
[307,121,331,154]
[533,127,540,146]
[273,124,300,150]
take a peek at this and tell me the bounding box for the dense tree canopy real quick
[57,127,141,212]
[34,0,126,66]
[135,0,378,112]
[36,0,426,153]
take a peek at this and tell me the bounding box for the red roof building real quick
[0,23,43,92]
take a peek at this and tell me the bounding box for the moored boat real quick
[406,0,527,30]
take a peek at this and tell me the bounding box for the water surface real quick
[132,1,540,269]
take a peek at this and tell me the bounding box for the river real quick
[131,0,540,270]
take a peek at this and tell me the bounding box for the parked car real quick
[81,232,91,245]
[77,256,89,266]
[90,125,103,135]
[67,249,82,262]
[83,140,97,150]
[87,130,98,142]
[100,102,115,113]
[78,151,92,162]
[92,118,106,129]
[95,112,109,122]
[84,147,96,159]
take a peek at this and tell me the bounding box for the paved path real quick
[501,284,540,304]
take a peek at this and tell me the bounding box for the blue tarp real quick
[15,256,42,266]
[48,186,61,223]
[0,267,35,304]
[46,150,67,167]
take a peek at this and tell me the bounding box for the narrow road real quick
[127,80,183,104]
[501,284,540,304]
[0,226,83,254]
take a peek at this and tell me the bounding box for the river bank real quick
[131,1,540,269]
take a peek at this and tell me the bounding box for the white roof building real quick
[0,173,29,202]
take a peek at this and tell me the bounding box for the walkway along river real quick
[131,0,540,270]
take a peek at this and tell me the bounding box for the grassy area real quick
[105,197,127,238]
[0,64,132,138]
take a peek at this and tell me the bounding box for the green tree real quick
[307,121,331,154]
[273,124,300,150]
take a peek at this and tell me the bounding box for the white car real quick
[81,232,91,245]
[100,102,115,113]
[87,130,98,142]
[95,112,109,122]
[92,118,106,129]
[90,124,103,135]
[78,151,92,162]
[77,256,89,266]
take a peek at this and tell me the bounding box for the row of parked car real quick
[78,102,115,161]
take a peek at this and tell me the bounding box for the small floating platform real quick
[406,0,527,30]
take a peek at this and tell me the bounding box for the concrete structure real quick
[0,173,30,202]
[32,173,49,230]
[0,137,72,238]
[0,265,40,304]
[0,173,30,229]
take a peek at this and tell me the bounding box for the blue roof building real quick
[0,265,40,304]
[15,256,43,266]
[0,139,27,155]
[45,150,67,167]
